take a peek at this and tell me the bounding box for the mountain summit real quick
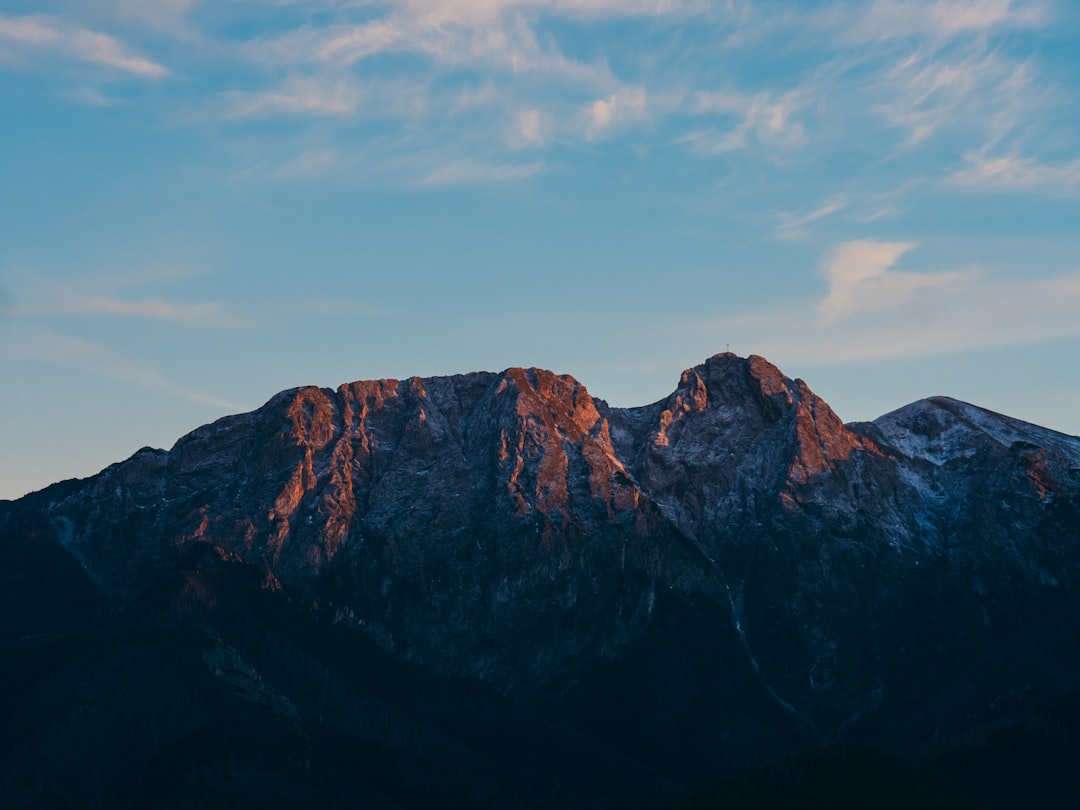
[3,353,1080,808]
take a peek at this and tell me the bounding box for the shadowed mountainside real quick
[2,353,1079,807]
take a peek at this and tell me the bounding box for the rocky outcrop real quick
[3,352,1080,756]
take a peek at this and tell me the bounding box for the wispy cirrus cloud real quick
[221,75,362,119]
[830,0,1046,42]
[395,0,706,24]
[0,14,167,77]
[3,295,243,328]
[6,0,1073,208]
[252,20,404,68]
[2,271,244,328]
[679,87,809,154]
[872,46,1049,148]
[242,7,617,90]
[6,326,248,411]
[947,151,1080,192]
[47,0,201,39]
[775,201,845,240]
[691,240,1080,365]
[697,1,1060,181]
[419,159,545,186]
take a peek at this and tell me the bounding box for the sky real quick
[3,0,1080,500]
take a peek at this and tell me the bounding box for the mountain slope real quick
[3,353,1080,806]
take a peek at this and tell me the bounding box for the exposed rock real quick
[3,352,1080,767]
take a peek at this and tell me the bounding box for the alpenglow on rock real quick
[3,352,1080,792]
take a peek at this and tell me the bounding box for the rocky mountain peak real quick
[671,352,792,415]
[495,366,602,444]
[3,351,1080,801]
[874,395,1080,464]
[626,354,879,541]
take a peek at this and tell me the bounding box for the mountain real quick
[3,353,1080,808]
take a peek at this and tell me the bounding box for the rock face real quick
[3,353,1080,803]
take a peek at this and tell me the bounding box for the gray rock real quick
[4,352,1080,748]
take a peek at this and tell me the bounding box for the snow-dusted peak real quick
[868,396,1080,466]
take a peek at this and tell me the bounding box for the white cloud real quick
[6,0,1071,208]
[947,151,1080,191]
[397,0,703,26]
[586,86,648,139]
[515,108,545,145]
[0,14,167,77]
[4,294,243,328]
[82,297,237,325]
[872,47,1047,148]
[677,128,744,155]
[837,0,1046,42]
[6,327,249,411]
[245,9,615,90]
[692,240,1080,365]
[818,241,973,322]
[313,20,405,65]
[74,0,202,42]
[232,8,620,133]
[419,160,545,186]
[2,272,243,328]
[776,201,844,239]
[846,179,927,221]
[222,75,361,118]
[801,202,845,225]
[682,88,808,154]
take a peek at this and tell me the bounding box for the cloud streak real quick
[3,294,243,328]
[680,88,809,154]
[419,160,545,186]
[243,7,617,90]
[6,327,248,411]
[834,0,1046,42]
[222,80,358,119]
[871,45,1049,150]
[8,0,1067,205]
[818,241,974,321]
[948,152,1080,192]
[0,14,167,77]
[695,241,1080,365]
[776,201,845,239]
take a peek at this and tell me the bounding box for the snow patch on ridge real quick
[871,397,1080,467]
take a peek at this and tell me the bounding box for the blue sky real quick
[3,0,1080,499]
